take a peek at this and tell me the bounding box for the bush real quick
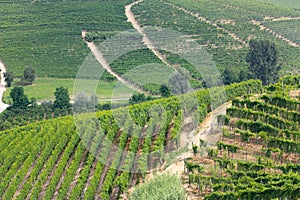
[129,174,187,200]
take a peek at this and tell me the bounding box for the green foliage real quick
[222,66,244,84]
[73,92,97,114]
[192,144,199,156]
[129,92,155,105]
[129,174,187,200]
[0,80,262,199]
[217,114,227,127]
[22,67,35,85]
[246,40,280,85]
[160,84,171,98]
[4,71,14,87]
[10,86,29,109]
[0,0,132,78]
[53,87,71,109]
[207,148,218,158]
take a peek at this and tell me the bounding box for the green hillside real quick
[0,0,132,78]
[0,0,299,102]
[0,80,261,199]
[0,0,299,199]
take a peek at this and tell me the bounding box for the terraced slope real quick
[0,80,261,199]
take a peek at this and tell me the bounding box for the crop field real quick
[259,0,300,9]
[0,80,261,200]
[131,0,300,74]
[0,0,299,102]
[264,19,300,44]
[183,76,300,199]
[0,0,299,199]
[0,0,133,78]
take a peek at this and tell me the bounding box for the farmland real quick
[0,0,299,102]
[131,0,300,74]
[182,75,300,199]
[0,80,262,199]
[0,0,300,199]
[264,19,300,44]
[2,78,127,104]
[259,0,300,9]
[0,0,132,78]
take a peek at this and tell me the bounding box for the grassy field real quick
[3,78,134,104]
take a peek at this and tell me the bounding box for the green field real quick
[264,19,300,44]
[259,0,300,9]
[0,0,299,199]
[159,0,300,73]
[0,80,262,200]
[0,0,132,78]
[1,0,299,102]
[3,78,133,104]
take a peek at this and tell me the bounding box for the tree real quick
[192,144,199,156]
[217,114,227,128]
[53,87,71,109]
[222,66,240,84]
[4,71,14,87]
[73,92,98,113]
[159,84,171,97]
[129,92,146,105]
[22,67,35,85]
[168,73,192,95]
[246,40,280,85]
[10,86,29,108]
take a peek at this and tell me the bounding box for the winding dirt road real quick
[82,31,152,95]
[125,0,200,84]
[0,61,9,113]
[125,0,173,67]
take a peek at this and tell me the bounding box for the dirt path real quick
[125,0,199,81]
[162,102,231,176]
[268,16,300,22]
[81,31,151,95]
[0,61,9,113]
[164,2,247,46]
[251,20,299,47]
[125,0,173,66]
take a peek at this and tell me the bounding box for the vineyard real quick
[183,75,300,199]
[264,19,300,44]
[0,0,132,78]
[0,0,299,102]
[0,80,261,199]
[0,0,300,199]
[259,0,300,9]
[131,0,300,74]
